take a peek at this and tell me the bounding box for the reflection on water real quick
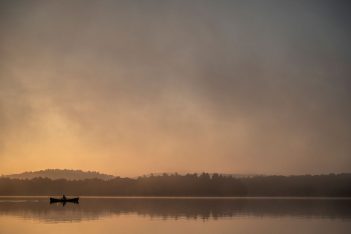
[0,197,350,223]
[1,197,351,234]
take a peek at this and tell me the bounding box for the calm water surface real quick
[0,197,350,234]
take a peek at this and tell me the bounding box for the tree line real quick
[0,173,350,196]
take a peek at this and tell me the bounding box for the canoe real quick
[50,197,79,203]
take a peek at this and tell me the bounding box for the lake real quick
[0,197,350,234]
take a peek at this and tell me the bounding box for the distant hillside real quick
[4,169,115,180]
[0,173,350,196]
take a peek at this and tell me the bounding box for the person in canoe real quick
[50,195,79,204]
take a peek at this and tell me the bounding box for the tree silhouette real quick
[0,173,350,196]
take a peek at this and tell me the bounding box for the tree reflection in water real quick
[0,197,350,223]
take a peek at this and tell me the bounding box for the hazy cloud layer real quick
[1,0,350,176]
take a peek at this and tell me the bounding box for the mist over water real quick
[1,1,350,233]
[1,0,351,176]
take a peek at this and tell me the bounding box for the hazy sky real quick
[1,0,350,176]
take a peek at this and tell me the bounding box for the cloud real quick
[0,0,350,175]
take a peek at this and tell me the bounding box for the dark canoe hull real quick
[50,197,79,203]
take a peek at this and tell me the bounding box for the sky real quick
[0,0,350,176]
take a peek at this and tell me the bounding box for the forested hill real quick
[0,173,350,197]
[3,169,115,181]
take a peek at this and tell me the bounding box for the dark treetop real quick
[0,173,350,197]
